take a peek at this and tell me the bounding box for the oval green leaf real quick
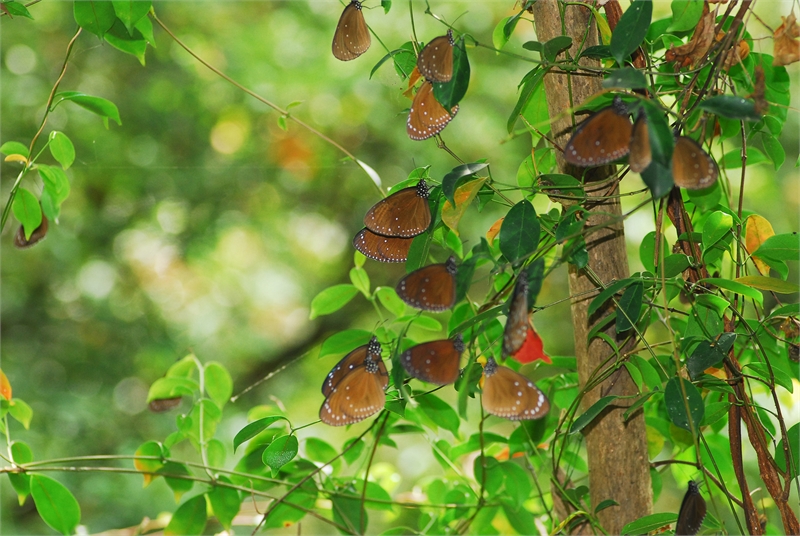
[309,284,358,319]
[664,377,704,433]
[610,0,652,65]
[73,0,116,37]
[233,416,288,453]
[204,362,232,409]
[319,329,372,359]
[30,475,81,535]
[499,200,540,263]
[208,476,240,531]
[48,131,75,170]
[570,395,619,434]
[433,37,470,110]
[11,188,41,240]
[603,67,647,89]
[734,275,799,294]
[442,162,489,207]
[262,434,299,471]
[164,494,207,536]
[616,281,643,333]
[699,95,761,122]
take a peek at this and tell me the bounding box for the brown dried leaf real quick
[773,12,800,67]
[749,65,769,115]
[666,3,716,68]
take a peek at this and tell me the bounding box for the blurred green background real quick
[1,0,798,533]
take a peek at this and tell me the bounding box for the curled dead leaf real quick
[749,65,769,115]
[773,12,800,66]
[486,217,503,245]
[666,3,715,68]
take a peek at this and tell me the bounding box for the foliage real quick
[1,0,798,534]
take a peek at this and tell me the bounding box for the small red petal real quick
[511,326,552,365]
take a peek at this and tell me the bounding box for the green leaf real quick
[686,333,736,381]
[38,165,71,207]
[232,416,288,453]
[48,132,75,170]
[343,438,365,465]
[349,267,370,297]
[622,513,677,535]
[632,355,662,391]
[603,67,647,89]
[640,160,674,199]
[208,476,239,531]
[493,16,515,51]
[507,68,545,133]
[332,485,367,534]
[8,398,33,429]
[722,146,768,168]
[762,132,785,170]
[735,275,799,294]
[158,462,193,501]
[204,362,232,409]
[538,173,586,204]
[375,287,405,317]
[11,188,41,241]
[543,36,572,62]
[664,377,704,433]
[112,0,151,34]
[409,315,442,331]
[206,438,226,468]
[501,499,537,535]
[570,395,618,434]
[700,277,763,305]
[442,162,489,207]
[262,434,298,471]
[381,0,391,14]
[662,253,691,278]
[305,437,339,466]
[668,0,703,32]
[580,44,612,59]
[54,92,122,126]
[134,15,155,46]
[754,233,799,261]
[73,0,116,37]
[30,475,81,535]
[588,278,633,316]
[309,284,359,319]
[0,141,29,158]
[499,200,540,263]
[702,211,733,254]
[164,495,207,536]
[640,99,674,167]
[2,1,34,18]
[701,400,730,426]
[416,394,459,436]
[147,377,198,402]
[774,423,799,479]
[616,281,643,333]
[610,0,652,65]
[319,330,373,359]
[133,440,166,486]
[699,95,761,122]
[405,233,431,272]
[9,441,33,505]
[686,181,721,212]
[433,37,470,109]
[500,462,531,509]
[104,18,148,65]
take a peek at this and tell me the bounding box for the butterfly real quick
[407,80,459,141]
[396,256,457,312]
[628,110,652,173]
[502,273,530,359]
[320,336,389,426]
[353,228,414,263]
[563,96,633,167]
[363,179,431,238]
[401,333,464,385]
[481,357,549,420]
[675,480,707,535]
[14,215,48,249]
[672,136,718,190]
[417,29,455,83]
[332,1,371,61]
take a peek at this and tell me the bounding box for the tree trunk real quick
[531,1,652,532]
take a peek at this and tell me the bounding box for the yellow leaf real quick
[0,369,11,401]
[486,217,504,245]
[4,154,27,164]
[744,214,775,275]
[441,177,488,236]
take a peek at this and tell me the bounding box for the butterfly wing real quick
[401,334,463,385]
[353,228,414,263]
[332,1,371,61]
[675,481,707,535]
[564,100,633,167]
[628,112,652,173]
[417,32,454,82]
[363,180,431,237]
[319,359,388,426]
[396,258,457,312]
[502,274,530,358]
[322,337,383,396]
[407,81,459,141]
[672,136,719,190]
[482,359,549,420]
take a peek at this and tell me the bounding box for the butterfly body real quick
[564,96,633,167]
[482,357,549,420]
[407,81,459,141]
[320,337,388,426]
[401,333,464,385]
[503,273,530,358]
[364,179,431,238]
[417,30,455,82]
[675,480,707,535]
[332,1,371,61]
[396,256,457,311]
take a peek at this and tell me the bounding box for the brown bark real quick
[531,1,652,532]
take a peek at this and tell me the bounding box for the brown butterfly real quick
[417,29,455,83]
[628,111,652,173]
[672,136,718,190]
[407,80,459,141]
[14,215,48,249]
[502,273,529,359]
[353,228,414,263]
[564,96,633,167]
[400,333,464,385]
[363,179,431,238]
[320,337,388,426]
[396,256,457,312]
[481,357,549,420]
[332,1,371,61]
[675,481,707,535]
